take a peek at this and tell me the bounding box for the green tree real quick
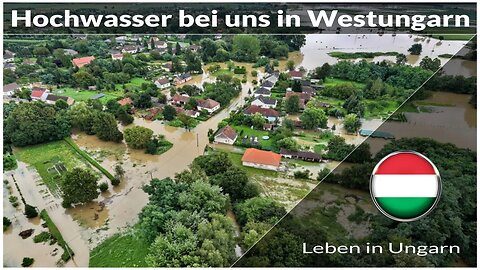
[343,113,361,133]
[116,107,134,125]
[364,78,384,99]
[299,107,327,130]
[313,63,331,80]
[235,197,286,226]
[232,35,260,62]
[69,103,96,134]
[61,168,99,207]
[285,95,300,113]
[163,105,177,121]
[177,113,195,131]
[276,137,299,151]
[192,152,232,176]
[210,167,259,203]
[286,60,295,71]
[408,43,422,55]
[55,99,69,110]
[419,56,441,71]
[24,204,38,218]
[124,126,154,149]
[396,53,407,65]
[73,70,96,88]
[92,112,123,142]
[251,112,267,129]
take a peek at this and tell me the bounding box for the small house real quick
[174,73,192,85]
[253,87,271,97]
[121,45,139,54]
[171,94,190,106]
[72,56,95,68]
[214,125,238,145]
[45,94,75,106]
[3,82,21,97]
[251,96,277,109]
[111,53,124,60]
[241,148,282,171]
[117,97,133,106]
[288,70,304,80]
[3,50,15,63]
[154,78,171,89]
[244,105,279,123]
[63,49,78,56]
[30,87,49,101]
[197,98,220,114]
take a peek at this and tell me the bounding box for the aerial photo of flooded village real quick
[3,30,476,267]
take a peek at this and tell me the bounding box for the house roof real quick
[198,98,220,109]
[285,91,312,101]
[3,50,14,59]
[111,53,123,59]
[156,78,169,85]
[72,56,95,67]
[288,70,304,78]
[91,93,105,100]
[301,86,316,95]
[63,49,78,55]
[31,89,46,98]
[242,148,282,167]
[46,94,69,102]
[216,125,237,141]
[177,73,192,80]
[122,45,138,51]
[172,94,190,103]
[261,80,274,88]
[244,105,279,118]
[117,97,133,106]
[255,96,277,105]
[280,148,322,160]
[3,82,20,92]
[254,87,271,95]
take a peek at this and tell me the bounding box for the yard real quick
[323,77,366,89]
[53,88,123,104]
[114,77,151,91]
[89,230,149,267]
[232,125,273,150]
[14,140,90,197]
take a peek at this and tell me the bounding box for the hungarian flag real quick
[370,152,441,222]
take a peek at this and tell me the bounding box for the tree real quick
[116,107,134,125]
[313,63,331,80]
[343,94,364,116]
[276,137,299,151]
[251,113,266,129]
[364,78,384,99]
[232,35,260,62]
[235,197,286,226]
[172,57,183,73]
[343,113,361,133]
[177,113,195,131]
[292,80,302,92]
[61,168,99,207]
[73,70,96,88]
[133,92,153,108]
[286,60,295,71]
[178,181,228,215]
[299,107,327,130]
[419,56,441,71]
[396,53,407,65]
[24,204,38,218]
[285,95,300,113]
[163,105,177,121]
[69,103,96,134]
[55,99,69,110]
[326,135,354,161]
[5,102,71,146]
[192,152,232,176]
[99,182,109,192]
[92,112,123,142]
[408,43,422,55]
[124,126,154,149]
[210,167,259,203]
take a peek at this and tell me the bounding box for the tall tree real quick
[61,168,99,207]
[92,112,123,142]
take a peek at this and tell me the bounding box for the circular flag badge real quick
[370,151,441,222]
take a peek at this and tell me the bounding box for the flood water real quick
[4,34,475,267]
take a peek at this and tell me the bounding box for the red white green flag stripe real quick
[370,152,441,222]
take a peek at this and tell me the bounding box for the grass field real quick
[114,77,150,91]
[89,231,149,267]
[323,78,366,89]
[14,140,89,196]
[232,125,273,150]
[53,88,122,104]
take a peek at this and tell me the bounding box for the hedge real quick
[40,210,74,262]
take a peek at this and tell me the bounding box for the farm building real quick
[280,149,322,162]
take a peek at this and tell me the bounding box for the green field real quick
[89,231,149,267]
[232,125,273,150]
[14,140,89,196]
[323,78,366,89]
[53,88,122,104]
[115,77,151,91]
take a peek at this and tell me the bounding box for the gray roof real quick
[91,93,105,100]
[254,87,271,95]
[255,96,277,105]
[3,82,20,92]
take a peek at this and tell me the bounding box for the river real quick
[3,34,475,267]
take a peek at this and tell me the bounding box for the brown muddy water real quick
[3,34,474,267]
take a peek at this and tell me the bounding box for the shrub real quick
[111,178,120,186]
[22,257,34,267]
[33,231,52,243]
[293,170,311,179]
[99,182,109,192]
[3,217,12,231]
[24,204,38,218]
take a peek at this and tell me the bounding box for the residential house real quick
[251,96,277,109]
[45,94,75,106]
[3,50,15,63]
[63,49,78,56]
[253,87,271,97]
[280,149,322,162]
[3,82,21,97]
[264,73,279,85]
[162,62,173,72]
[197,98,220,114]
[122,45,139,54]
[72,56,95,68]
[185,110,200,118]
[244,105,279,123]
[174,73,192,85]
[117,97,133,106]
[30,87,49,101]
[261,80,275,90]
[72,33,87,40]
[214,125,238,145]
[111,52,124,60]
[154,78,171,89]
[288,70,304,80]
[22,59,36,65]
[171,94,190,106]
[241,148,282,171]
[285,91,312,102]
[3,63,16,71]
[149,37,168,49]
[301,85,316,96]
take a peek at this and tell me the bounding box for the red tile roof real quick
[172,94,190,103]
[244,105,279,118]
[31,89,46,98]
[117,97,133,106]
[242,148,282,167]
[285,91,312,101]
[288,70,304,78]
[72,56,95,68]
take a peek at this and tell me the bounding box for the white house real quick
[174,73,192,85]
[121,45,139,54]
[154,78,171,89]
[3,82,20,97]
[214,125,238,145]
[251,96,277,109]
[241,148,282,171]
[253,87,271,97]
[197,98,220,114]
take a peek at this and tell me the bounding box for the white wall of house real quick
[251,99,277,109]
[198,104,220,114]
[242,161,279,171]
[155,81,171,89]
[214,134,236,145]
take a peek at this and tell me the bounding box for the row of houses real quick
[3,83,74,105]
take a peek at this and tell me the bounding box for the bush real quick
[33,231,52,243]
[3,217,12,231]
[111,178,120,186]
[99,182,109,192]
[293,170,311,179]
[22,257,34,267]
[24,204,38,218]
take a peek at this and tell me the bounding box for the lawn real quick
[14,140,89,197]
[232,125,273,150]
[53,88,122,104]
[363,99,399,119]
[323,78,366,89]
[89,231,150,267]
[115,77,150,91]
